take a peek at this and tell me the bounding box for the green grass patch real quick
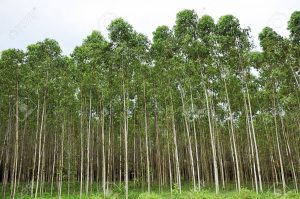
[1,183,300,199]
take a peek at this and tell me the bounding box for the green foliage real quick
[288,11,300,44]
[138,192,163,199]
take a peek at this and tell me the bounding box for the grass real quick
[2,182,300,198]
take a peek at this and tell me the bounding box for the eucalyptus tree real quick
[259,27,289,193]
[25,39,64,198]
[0,49,25,199]
[288,11,300,46]
[41,54,75,198]
[197,14,220,194]
[49,55,76,198]
[108,18,149,198]
[287,12,300,192]
[134,33,151,192]
[287,11,300,91]
[174,9,199,191]
[72,30,110,197]
[215,15,261,192]
[259,19,300,192]
[151,25,182,193]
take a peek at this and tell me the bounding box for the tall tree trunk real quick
[144,82,151,193]
[11,82,19,199]
[101,101,106,196]
[245,100,258,193]
[123,82,129,199]
[223,79,240,192]
[31,94,40,197]
[58,117,65,199]
[272,87,286,193]
[246,85,262,192]
[190,91,201,190]
[170,92,181,193]
[35,91,46,199]
[2,104,12,199]
[86,91,92,196]
[80,96,84,199]
[166,128,173,194]
[50,133,57,196]
[106,102,112,193]
[179,86,196,191]
[280,117,298,192]
[203,85,219,194]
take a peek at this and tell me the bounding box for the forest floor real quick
[2,183,300,198]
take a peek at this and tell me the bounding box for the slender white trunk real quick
[190,91,201,190]
[11,82,19,199]
[246,104,258,193]
[31,94,40,197]
[123,83,128,199]
[144,83,151,192]
[101,102,106,196]
[35,92,46,199]
[281,117,298,192]
[58,119,65,199]
[166,129,173,194]
[246,85,262,192]
[80,97,84,199]
[86,91,92,195]
[203,86,219,194]
[170,92,181,193]
[223,79,240,192]
[273,89,286,193]
[179,87,196,191]
[50,133,57,196]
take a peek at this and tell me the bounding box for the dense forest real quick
[1,9,300,199]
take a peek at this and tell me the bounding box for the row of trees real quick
[0,9,300,199]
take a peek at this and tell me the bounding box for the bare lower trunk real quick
[204,86,219,194]
[86,91,92,196]
[246,86,262,192]
[179,87,196,191]
[31,95,40,197]
[80,98,84,199]
[11,82,19,199]
[58,119,65,199]
[224,80,240,192]
[35,92,46,199]
[50,133,57,196]
[144,83,151,192]
[101,102,106,196]
[123,83,129,199]
[170,92,181,193]
[273,89,286,193]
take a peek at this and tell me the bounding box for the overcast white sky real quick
[0,0,299,55]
